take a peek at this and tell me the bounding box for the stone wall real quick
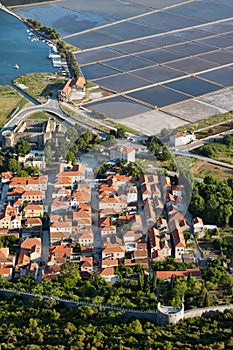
[184,305,233,320]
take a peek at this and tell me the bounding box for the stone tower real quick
[156,302,184,326]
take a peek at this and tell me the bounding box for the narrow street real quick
[0,184,9,212]
[36,170,57,282]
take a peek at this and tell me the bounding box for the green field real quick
[0,85,27,128]
[25,111,51,121]
[192,137,233,165]
[13,72,66,103]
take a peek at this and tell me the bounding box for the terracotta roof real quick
[1,172,13,179]
[152,250,165,260]
[156,269,201,280]
[111,145,134,154]
[21,237,41,250]
[22,190,44,196]
[27,218,42,226]
[61,79,72,94]
[50,231,70,239]
[0,267,12,275]
[100,267,115,276]
[76,77,86,89]
[10,176,48,187]
[101,225,116,232]
[172,228,186,248]
[7,187,26,196]
[102,246,125,253]
[54,176,73,186]
[17,252,31,266]
[23,204,43,211]
[50,221,72,228]
[102,259,119,267]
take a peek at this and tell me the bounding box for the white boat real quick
[14,64,19,69]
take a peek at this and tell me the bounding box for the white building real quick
[170,131,196,147]
[110,145,135,163]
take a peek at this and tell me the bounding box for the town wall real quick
[0,289,232,325]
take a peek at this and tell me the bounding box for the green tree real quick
[160,146,172,161]
[7,158,21,173]
[15,140,30,156]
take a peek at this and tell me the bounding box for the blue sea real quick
[0,9,54,85]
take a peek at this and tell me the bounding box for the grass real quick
[191,158,233,179]
[86,81,96,89]
[0,85,27,128]
[25,111,51,121]
[13,72,66,103]
[192,140,233,165]
[177,111,233,133]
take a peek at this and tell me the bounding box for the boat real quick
[14,64,19,69]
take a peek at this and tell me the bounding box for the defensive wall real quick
[1,289,232,325]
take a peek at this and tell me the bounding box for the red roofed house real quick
[48,245,72,265]
[0,203,22,230]
[22,190,45,203]
[58,78,72,101]
[81,256,93,273]
[100,267,118,282]
[171,228,186,259]
[23,204,43,218]
[50,221,72,234]
[102,245,125,261]
[193,217,204,233]
[156,268,201,281]
[1,171,13,184]
[9,175,48,191]
[0,247,16,280]
[102,259,118,268]
[16,237,41,276]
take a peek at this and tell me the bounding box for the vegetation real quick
[0,235,21,255]
[154,256,233,309]
[26,18,60,40]
[0,85,27,128]
[142,136,177,171]
[177,111,233,133]
[193,135,233,165]
[189,175,233,227]
[191,158,232,180]
[0,294,232,349]
[25,111,51,121]
[15,140,31,157]
[45,127,101,165]
[0,146,40,177]
[13,73,66,103]
[97,160,143,179]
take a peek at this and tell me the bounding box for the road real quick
[174,150,233,170]
[0,95,107,137]
[1,98,76,131]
